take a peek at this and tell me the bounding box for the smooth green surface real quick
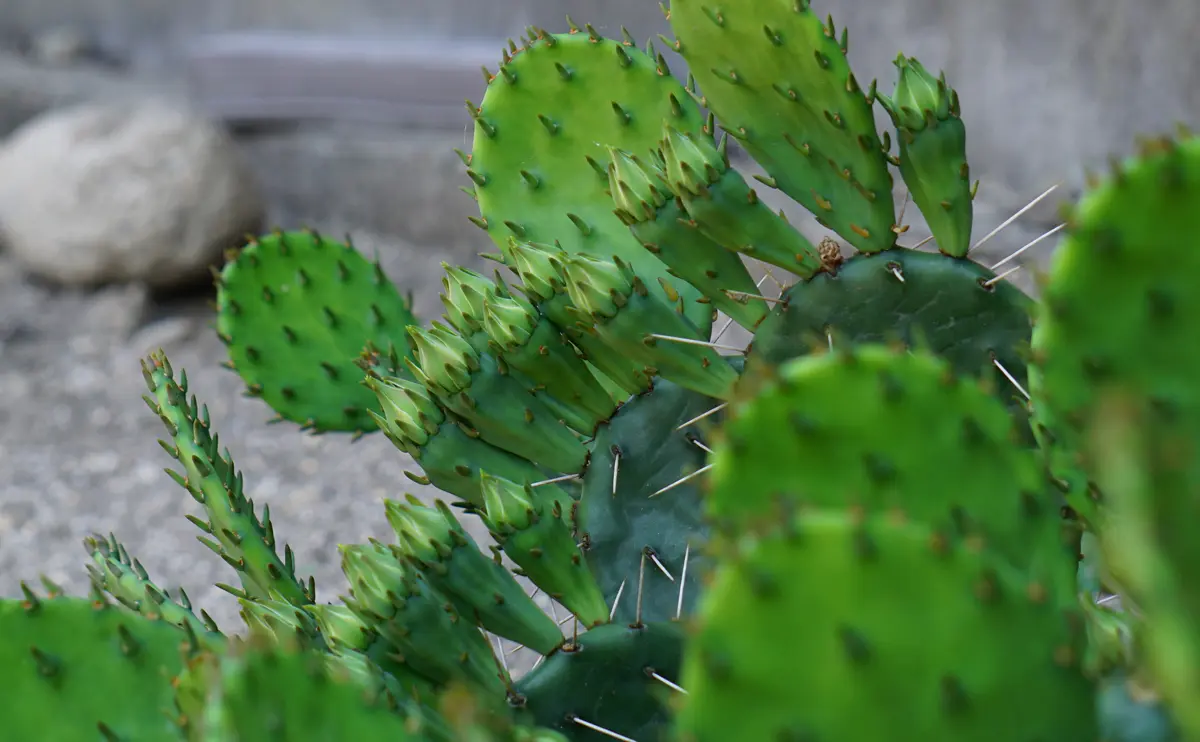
[676,511,1096,742]
[1,595,192,742]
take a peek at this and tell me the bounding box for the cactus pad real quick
[216,230,419,433]
[675,509,1096,741]
[577,377,720,624]
[515,622,684,740]
[668,0,897,252]
[470,28,713,331]
[710,346,1076,592]
[2,591,196,741]
[749,248,1033,410]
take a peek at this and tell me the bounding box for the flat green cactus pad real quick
[470,28,713,331]
[675,510,1096,741]
[749,248,1033,412]
[216,230,419,433]
[710,346,1076,594]
[515,622,684,741]
[668,0,896,252]
[577,377,721,624]
[1,592,193,741]
[1030,133,1200,736]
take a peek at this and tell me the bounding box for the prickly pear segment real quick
[471,28,713,331]
[215,229,419,433]
[667,0,897,252]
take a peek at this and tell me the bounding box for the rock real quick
[0,98,265,287]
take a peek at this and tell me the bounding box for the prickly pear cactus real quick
[5,2,1198,741]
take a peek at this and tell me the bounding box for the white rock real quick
[0,98,264,287]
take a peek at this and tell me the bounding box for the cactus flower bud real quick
[480,471,537,532]
[305,604,372,651]
[660,124,727,196]
[878,54,957,132]
[482,293,538,351]
[441,265,501,334]
[385,496,462,564]
[608,147,669,224]
[560,254,635,320]
[340,542,410,619]
[364,374,443,447]
[407,323,477,394]
[500,239,566,304]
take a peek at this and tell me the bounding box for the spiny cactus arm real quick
[1,587,203,740]
[407,323,590,474]
[747,247,1033,413]
[514,622,685,740]
[658,125,825,277]
[84,532,222,638]
[215,229,420,434]
[1030,132,1200,736]
[340,543,509,696]
[366,374,577,510]
[482,291,619,433]
[386,495,566,655]
[674,509,1095,741]
[142,351,314,608]
[577,377,720,624]
[469,26,713,333]
[878,54,975,257]
[558,254,741,400]
[500,239,652,397]
[608,146,769,329]
[667,0,897,252]
[480,472,611,628]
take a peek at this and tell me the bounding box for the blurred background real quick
[0,0,1196,638]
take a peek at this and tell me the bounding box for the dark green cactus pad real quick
[1,590,197,741]
[143,352,315,609]
[577,376,725,624]
[675,510,1096,742]
[749,248,1034,413]
[197,641,434,741]
[514,622,684,741]
[711,346,1077,595]
[470,28,713,332]
[668,0,897,253]
[216,230,419,433]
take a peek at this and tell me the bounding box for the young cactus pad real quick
[469,25,714,332]
[667,0,897,253]
[677,345,1095,741]
[215,230,419,433]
